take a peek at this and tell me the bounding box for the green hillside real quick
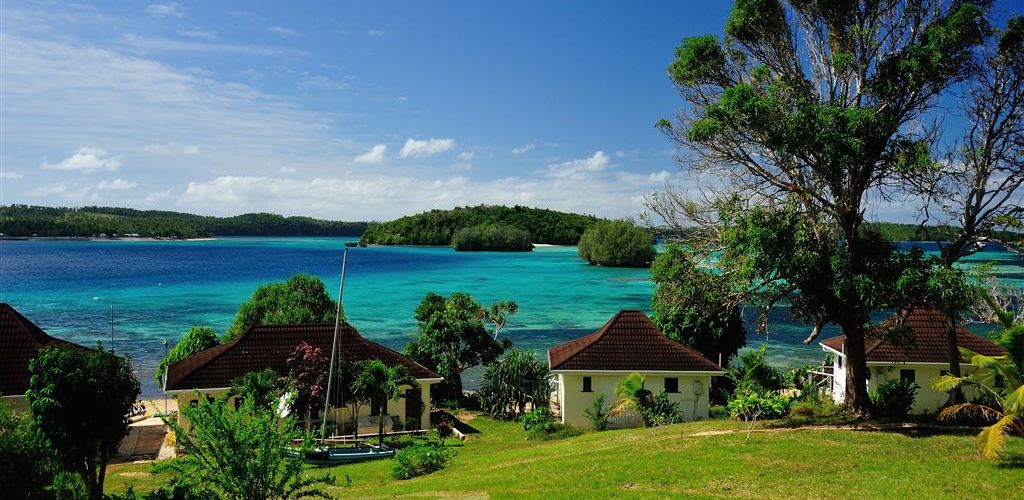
[360,205,604,246]
[0,205,367,239]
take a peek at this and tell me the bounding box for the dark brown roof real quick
[165,322,440,391]
[548,310,723,372]
[820,308,1006,363]
[0,303,82,396]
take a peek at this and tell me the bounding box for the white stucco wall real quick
[171,381,434,434]
[555,371,713,428]
[826,351,980,414]
[2,394,28,413]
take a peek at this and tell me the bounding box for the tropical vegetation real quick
[451,223,533,251]
[27,345,141,499]
[405,292,508,403]
[478,349,552,421]
[154,326,219,385]
[0,205,366,238]
[360,205,602,246]
[225,274,341,340]
[576,220,655,267]
[351,360,418,446]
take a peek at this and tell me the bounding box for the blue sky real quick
[0,1,1017,221]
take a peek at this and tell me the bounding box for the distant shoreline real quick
[0,236,216,242]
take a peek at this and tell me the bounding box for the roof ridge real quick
[553,310,627,369]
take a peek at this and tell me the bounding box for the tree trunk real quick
[944,308,965,405]
[96,447,109,499]
[841,321,872,416]
[85,450,99,500]
[378,399,386,446]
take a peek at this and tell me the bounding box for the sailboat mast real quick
[320,248,348,441]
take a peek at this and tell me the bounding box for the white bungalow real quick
[164,322,442,434]
[548,310,724,428]
[820,307,1006,414]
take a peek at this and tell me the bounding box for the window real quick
[582,376,592,392]
[664,377,679,393]
[837,356,843,369]
[900,369,915,383]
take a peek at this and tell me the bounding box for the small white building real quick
[165,322,442,434]
[548,310,724,428]
[820,308,1006,414]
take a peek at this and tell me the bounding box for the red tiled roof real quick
[820,308,1006,363]
[165,322,440,391]
[0,303,83,396]
[547,310,723,372]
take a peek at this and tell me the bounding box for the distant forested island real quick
[360,205,603,246]
[0,205,367,239]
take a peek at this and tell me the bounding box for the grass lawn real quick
[105,414,1023,499]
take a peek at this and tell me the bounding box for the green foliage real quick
[225,274,340,340]
[789,402,815,417]
[155,326,219,385]
[0,399,57,497]
[519,407,556,433]
[406,292,507,403]
[727,389,792,421]
[640,390,683,427]
[526,423,584,441]
[0,205,366,238]
[727,345,783,393]
[352,359,418,445]
[577,220,656,267]
[229,368,283,412]
[869,379,919,420]
[391,444,456,480]
[361,205,601,246]
[27,345,141,499]
[669,35,728,85]
[158,390,334,499]
[583,393,611,431]
[479,349,552,421]
[650,244,746,363]
[451,223,533,251]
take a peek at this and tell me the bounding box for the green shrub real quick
[727,390,792,420]
[520,407,556,433]
[452,223,534,251]
[384,434,418,449]
[391,444,456,480]
[435,419,454,445]
[526,423,584,441]
[870,379,919,419]
[583,393,611,431]
[790,402,815,417]
[641,390,683,426]
[0,400,56,497]
[577,220,655,267]
[709,404,728,419]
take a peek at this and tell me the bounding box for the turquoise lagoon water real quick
[1,237,1021,396]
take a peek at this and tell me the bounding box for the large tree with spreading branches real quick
[653,0,991,414]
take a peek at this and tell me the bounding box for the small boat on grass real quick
[291,444,395,465]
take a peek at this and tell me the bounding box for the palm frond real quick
[937,403,1002,423]
[976,414,1017,459]
[931,374,967,392]
[1003,383,1024,417]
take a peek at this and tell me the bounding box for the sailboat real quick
[292,248,396,465]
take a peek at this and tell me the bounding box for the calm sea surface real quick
[1,237,1021,396]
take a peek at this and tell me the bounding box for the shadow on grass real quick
[996,453,1024,469]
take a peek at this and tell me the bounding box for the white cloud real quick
[542,151,610,178]
[0,171,24,179]
[268,26,300,37]
[97,178,139,190]
[279,166,296,174]
[41,147,121,173]
[399,138,455,159]
[366,30,387,37]
[146,3,186,18]
[118,34,301,57]
[299,73,350,91]
[176,29,216,40]
[354,144,387,164]
[511,143,535,156]
[142,143,199,155]
[27,182,101,201]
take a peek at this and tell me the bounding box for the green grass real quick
[105,414,1023,499]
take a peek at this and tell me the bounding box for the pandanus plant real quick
[932,293,1024,458]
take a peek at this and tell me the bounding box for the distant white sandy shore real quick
[532,243,573,247]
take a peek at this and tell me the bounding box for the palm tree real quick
[932,295,1024,458]
[610,372,651,419]
[352,360,418,447]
